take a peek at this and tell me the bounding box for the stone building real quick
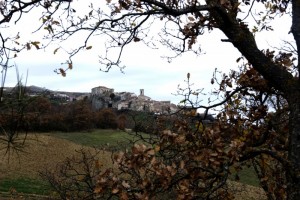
[91,86,114,95]
[91,86,115,110]
[91,85,177,113]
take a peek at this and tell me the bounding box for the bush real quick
[96,108,118,129]
[40,148,104,200]
[117,114,127,130]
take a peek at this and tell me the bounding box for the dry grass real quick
[0,133,267,199]
[0,134,113,180]
[228,181,267,200]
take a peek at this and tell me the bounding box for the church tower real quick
[140,89,144,96]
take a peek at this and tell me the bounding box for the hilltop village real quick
[90,86,178,114]
[3,85,217,121]
[2,85,215,132]
[2,85,177,114]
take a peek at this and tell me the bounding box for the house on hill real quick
[91,86,115,110]
[91,86,114,96]
[90,85,177,114]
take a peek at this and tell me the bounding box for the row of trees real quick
[0,94,126,132]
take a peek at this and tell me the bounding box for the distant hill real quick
[26,85,49,93]
[2,85,90,98]
[2,85,48,93]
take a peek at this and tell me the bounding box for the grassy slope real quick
[49,129,134,147]
[232,166,260,187]
[0,177,51,196]
[51,130,260,186]
[0,132,113,196]
[0,130,146,196]
[0,129,264,199]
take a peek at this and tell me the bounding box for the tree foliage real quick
[0,81,31,155]
[96,108,118,129]
[65,100,95,131]
[40,148,104,200]
[1,0,300,199]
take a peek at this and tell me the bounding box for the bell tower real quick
[140,89,144,96]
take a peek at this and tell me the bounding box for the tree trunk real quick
[287,94,300,200]
[292,0,300,71]
[209,1,300,197]
[288,0,300,199]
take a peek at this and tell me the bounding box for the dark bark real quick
[209,4,295,95]
[292,0,300,74]
[287,95,300,200]
[208,1,300,199]
[287,0,300,199]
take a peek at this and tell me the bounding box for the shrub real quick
[96,108,118,129]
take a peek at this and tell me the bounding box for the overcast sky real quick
[3,1,293,104]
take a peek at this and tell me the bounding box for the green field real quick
[48,129,151,149]
[0,177,51,196]
[231,166,260,187]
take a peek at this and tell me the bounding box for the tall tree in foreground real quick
[1,0,299,199]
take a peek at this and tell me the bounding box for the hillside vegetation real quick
[0,131,266,199]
